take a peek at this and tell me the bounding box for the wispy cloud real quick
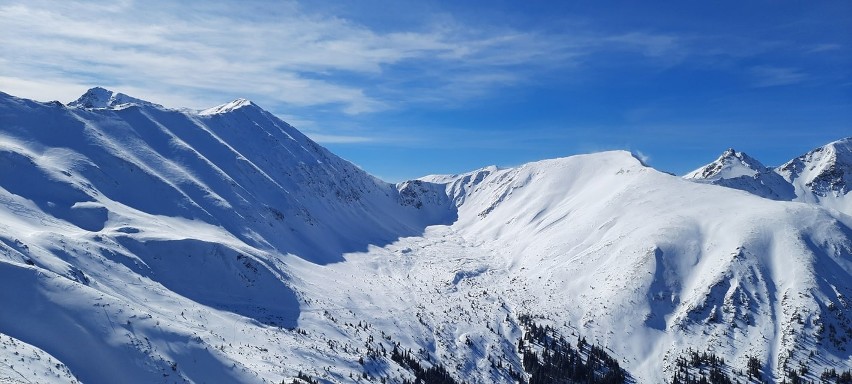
[0,0,836,148]
[0,0,701,115]
[809,43,843,53]
[750,66,809,87]
[604,32,681,57]
[0,1,395,112]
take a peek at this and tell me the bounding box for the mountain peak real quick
[198,98,259,115]
[826,136,852,156]
[778,136,852,196]
[2,89,852,383]
[685,148,766,181]
[68,87,161,109]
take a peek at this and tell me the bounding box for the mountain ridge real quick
[686,137,852,215]
[684,148,768,180]
[0,89,850,383]
[68,86,164,109]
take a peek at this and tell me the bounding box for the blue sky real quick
[1,1,850,181]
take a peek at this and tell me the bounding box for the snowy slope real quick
[778,138,852,214]
[0,88,453,383]
[0,89,850,384]
[685,148,767,180]
[434,152,852,381]
[684,148,795,200]
[288,152,852,382]
[687,138,852,215]
[68,86,163,109]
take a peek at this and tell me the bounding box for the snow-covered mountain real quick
[67,86,163,109]
[687,138,852,215]
[684,148,794,200]
[778,138,852,213]
[0,89,850,384]
[685,148,768,181]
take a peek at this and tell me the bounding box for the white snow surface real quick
[687,138,852,215]
[0,89,850,383]
[198,99,256,116]
[685,148,766,180]
[778,137,852,214]
[67,87,163,109]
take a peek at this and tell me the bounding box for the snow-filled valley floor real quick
[0,89,850,384]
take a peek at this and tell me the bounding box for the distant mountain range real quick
[685,137,852,215]
[0,88,849,384]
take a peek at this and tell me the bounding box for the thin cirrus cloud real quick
[750,66,809,88]
[0,2,519,111]
[2,1,841,155]
[0,0,699,115]
[0,2,395,112]
[2,0,848,181]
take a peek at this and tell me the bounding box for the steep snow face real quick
[1,89,850,384]
[687,138,852,215]
[779,137,852,195]
[67,86,162,109]
[685,148,766,180]
[778,138,852,213]
[0,89,455,383]
[685,149,795,201]
[405,151,852,381]
[2,89,453,263]
[295,151,852,382]
[198,98,256,115]
[420,165,499,207]
[0,332,77,383]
